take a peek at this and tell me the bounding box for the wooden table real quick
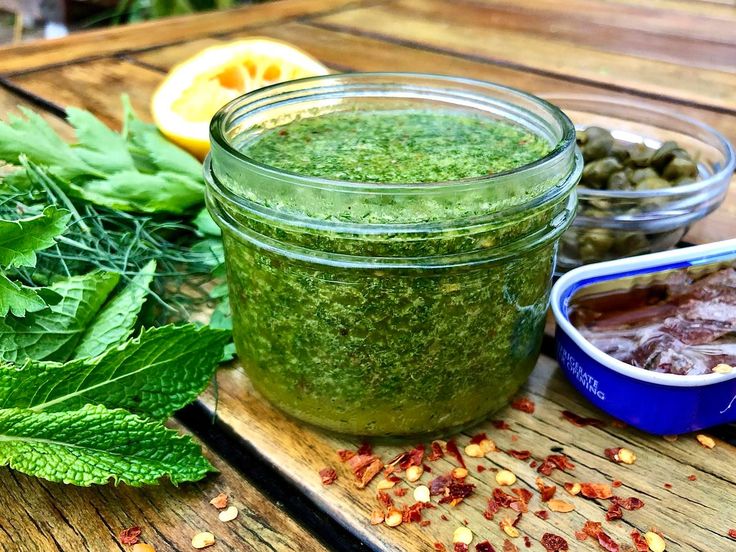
[1,1,735,551]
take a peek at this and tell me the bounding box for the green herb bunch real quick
[0,100,234,486]
[0,208,230,485]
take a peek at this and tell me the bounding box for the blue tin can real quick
[551,239,736,434]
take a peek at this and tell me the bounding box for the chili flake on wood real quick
[579,482,613,500]
[446,439,467,468]
[319,467,337,485]
[503,540,519,552]
[540,533,568,551]
[119,526,142,546]
[597,532,620,552]
[630,530,648,552]
[511,397,535,414]
[561,410,606,427]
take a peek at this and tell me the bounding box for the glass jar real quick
[206,73,581,438]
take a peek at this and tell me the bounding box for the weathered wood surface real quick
[0,422,327,552]
[0,0,735,550]
[200,358,736,552]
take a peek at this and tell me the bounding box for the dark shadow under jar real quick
[206,73,581,438]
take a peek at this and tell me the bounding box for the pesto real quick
[243,110,550,183]
[216,108,570,437]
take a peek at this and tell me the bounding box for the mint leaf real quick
[74,260,156,359]
[79,171,203,214]
[0,404,214,486]
[67,107,136,174]
[194,209,221,237]
[0,206,70,269]
[0,324,230,419]
[0,271,119,362]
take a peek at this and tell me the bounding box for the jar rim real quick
[209,72,577,191]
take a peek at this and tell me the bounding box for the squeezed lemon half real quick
[151,38,329,158]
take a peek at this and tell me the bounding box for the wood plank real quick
[0,86,70,138]
[314,0,736,112]
[469,0,736,43]
[600,0,736,19]
[0,0,372,75]
[0,423,327,552]
[200,357,736,552]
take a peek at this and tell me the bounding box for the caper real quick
[631,167,658,184]
[607,171,631,190]
[583,135,614,161]
[627,143,655,167]
[611,143,630,162]
[613,232,649,255]
[576,130,588,146]
[662,157,698,180]
[636,176,671,190]
[582,157,623,187]
[578,228,615,260]
[651,141,679,170]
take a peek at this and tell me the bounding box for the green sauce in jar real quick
[207,74,580,438]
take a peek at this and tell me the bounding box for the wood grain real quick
[199,357,736,552]
[0,423,326,552]
[0,0,372,75]
[315,0,736,112]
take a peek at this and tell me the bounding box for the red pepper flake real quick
[470,432,489,444]
[424,464,433,473]
[119,526,142,546]
[377,490,393,509]
[429,475,451,495]
[492,420,511,430]
[535,477,557,502]
[399,445,425,470]
[537,454,574,476]
[511,397,535,414]
[440,514,450,521]
[561,410,605,428]
[492,487,516,508]
[357,442,373,456]
[604,448,621,463]
[434,544,447,552]
[429,441,444,461]
[402,502,429,523]
[540,532,568,551]
[523,536,532,548]
[394,487,407,497]
[688,474,697,481]
[319,467,337,486]
[385,451,409,469]
[611,496,644,511]
[534,510,550,520]
[580,482,613,500]
[346,454,383,489]
[512,488,533,506]
[483,498,500,520]
[454,544,469,552]
[503,540,519,552]
[511,435,519,442]
[729,529,736,539]
[582,521,603,539]
[446,439,467,468]
[508,449,532,460]
[441,481,476,505]
[337,449,356,462]
[597,532,620,552]
[612,480,622,488]
[477,465,487,473]
[420,520,431,527]
[630,530,648,552]
[529,460,538,468]
[605,502,623,521]
[475,541,496,552]
[387,474,401,483]
[664,483,672,489]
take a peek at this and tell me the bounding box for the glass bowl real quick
[541,94,735,272]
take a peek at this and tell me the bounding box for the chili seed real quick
[564,482,581,496]
[713,363,733,374]
[406,465,424,482]
[132,545,156,552]
[547,499,575,513]
[453,526,473,545]
[191,532,215,549]
[385,509,403,527]
[452,467,468,480]
[696,434,716,449]
[644,531,666,552]
[376,479,395,491]
[464,444,484,458]
[414,485,431,503]
[479,438,496,453]
[618,448,637,465]
[218,506,238,523]
[495,470,517,486]
[369,510,385,525]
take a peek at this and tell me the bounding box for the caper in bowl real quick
[541,94,735,271]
